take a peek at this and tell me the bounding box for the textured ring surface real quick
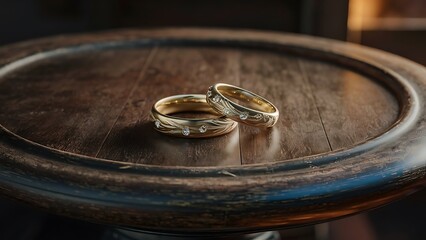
[206,83,279,127]
[151,94,238,138]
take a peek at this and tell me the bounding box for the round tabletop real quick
[0,28,425,235]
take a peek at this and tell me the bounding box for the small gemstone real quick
[212,95,221,103]
[224,108,231,115]
[199,125,207,133]
[182,126,190,136]
[208,86,213,91]
[207,90,212,97]
[154,120,161,128]
[255,113,263,120]
[239,112,249,120]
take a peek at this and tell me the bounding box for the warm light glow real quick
[348,0,426,42]
[348,0,383,42]
[349,0,383,30]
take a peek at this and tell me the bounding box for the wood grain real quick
[0,29,425,234]
[96,46,241,166]
[299,59,400,150]
[0,44,400,166]
[0,48,152,156]
[238,50,331,164]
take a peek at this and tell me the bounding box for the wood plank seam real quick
[95,46,158,157]
[297,59,333,151]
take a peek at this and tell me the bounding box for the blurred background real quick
[0,0,425,64]
[0,0,425,239]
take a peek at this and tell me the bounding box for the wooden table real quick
[0,29,425,240]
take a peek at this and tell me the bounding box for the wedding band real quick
[151,94,238,138]
[206,83,279,127]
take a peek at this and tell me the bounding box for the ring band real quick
[150,94,238,138]
[206,83,279,127]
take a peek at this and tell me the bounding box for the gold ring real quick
[206,83,279,127]
[150,94,238,138]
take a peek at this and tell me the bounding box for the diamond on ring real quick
[199,125,207,133]
[212,95,221,103]
[182,126,190,136]
[239,112,249,120]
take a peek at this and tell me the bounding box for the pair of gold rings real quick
[150,83,279,138]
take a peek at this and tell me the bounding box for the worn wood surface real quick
[299,59,399,150]
[0,29,425,235]
[96,47,242,166]
[0,42,398,166]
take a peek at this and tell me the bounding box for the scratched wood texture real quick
[0,44,399,167]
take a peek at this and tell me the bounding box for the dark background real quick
[0,0,425,239]
[0,0,348,45]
